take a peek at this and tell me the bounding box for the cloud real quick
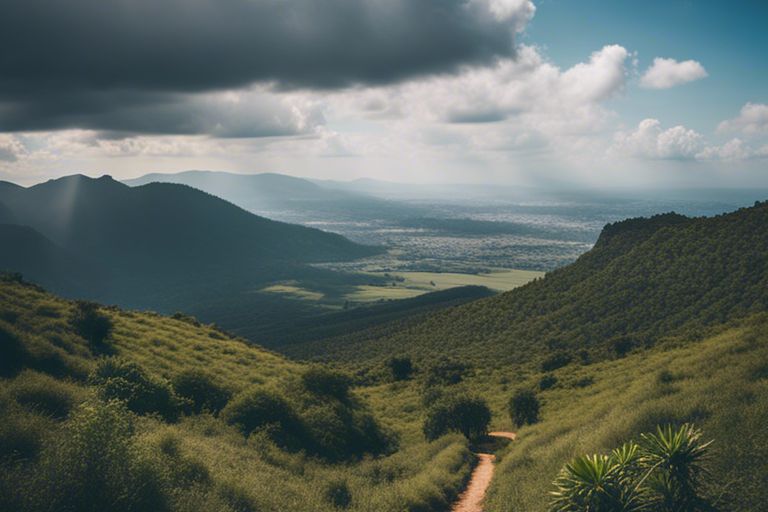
[696,138,768,161]
[640,58,708,89]
[0,88,324,138]
[0,135,25,162]
[612,119,703,159]
[718,103,768,135]
[0,0,533,94]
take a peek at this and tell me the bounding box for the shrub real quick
[424,358,469,387]
[539,374,558,390]
[0,398,49,460]
[172,369,231,415]
[387,356,414,381]
[70,301,113,349]
[302,402,393,461]
[89,358,184,421]
[325,479,352,509]
[509,389,540,428]
[612,337,635,358]
[221,388,303,448]
[10,370,77,419]
[30,399,169,512]
[423,394,491,441]
[301,367,352,401]
[541,352,572,372]
[0,321,27,377]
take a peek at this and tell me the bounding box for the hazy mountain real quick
[124,170,416,221]
[0,174,381,308]
[0,224,98,296]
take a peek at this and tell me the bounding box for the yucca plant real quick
[550,445,648,512]
[550,425,713,512]
[640,424,713,511]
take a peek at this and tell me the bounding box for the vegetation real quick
[423,394,491,441]
[70,300,113,349]
[0,277,474,512]
[387,357,414,381]
[550,424,713,511]
[509,389,540,428]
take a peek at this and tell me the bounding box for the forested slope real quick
[293,202,768,366]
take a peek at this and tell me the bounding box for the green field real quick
[261,269,544,305]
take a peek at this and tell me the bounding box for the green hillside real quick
[0,275,475,512]
[295,203,768,367]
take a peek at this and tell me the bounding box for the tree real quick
[387,357,414,381]
[301,367,352,401]
[509,389,540,428]
[70,301,113,349]
[423,394,491,441]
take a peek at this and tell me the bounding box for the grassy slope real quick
[478,314,768,511]
[0,279,473,512]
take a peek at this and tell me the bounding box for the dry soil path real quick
[450,432,516,512]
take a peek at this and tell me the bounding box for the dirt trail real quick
[450,432,516,512]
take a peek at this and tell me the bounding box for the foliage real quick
[387,356,414,381]
[550,424,713,512]
[90,358,185,421]
[423,358,469,387]
[423,394,491,441]
[8,370,78,419]
[539,374,558,390]
[302,366,352,401]
[509,389,540,428]
[70,300,113,349]
[325,479,352,509]
[221,387,304,447]
[172,369,231,414]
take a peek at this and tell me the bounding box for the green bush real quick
[301,366,352,401]
[541,352,572,372]
[424,358,469,387]
[0,398,50,460]
[423,394,491,441]
[302,402,393,461]
[221,387,303,448]
[70,301,113,350]
[325,479,352,509]
[89,358,184,422]
[29,399,169,512]
[539,374,558,390]
[0,321,26,377]
[387,356,414,381]
[509,388,540,428]
[10,370,77,419]
[172,369,231,414]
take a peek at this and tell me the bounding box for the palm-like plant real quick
[640,424,713,511]
[550,443,648,512]
[550,425,713,512]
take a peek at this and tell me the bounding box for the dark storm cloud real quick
[0,0,525,135]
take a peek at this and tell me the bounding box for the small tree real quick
[423,394,491,441]
[387,357,414,381]
[70,301,113,349]
[172,369,231,414]
[424,358,469,387]
[301,367,352,401]
[221,387,303,448]
[509,388,540,428]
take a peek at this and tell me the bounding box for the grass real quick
[0,278,473,512]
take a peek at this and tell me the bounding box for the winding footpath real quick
[450,432,516,512]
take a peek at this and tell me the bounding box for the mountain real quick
[0,224,98,296]
[124,170,416,222]
[0,174,381,309]
[292,202,768,366]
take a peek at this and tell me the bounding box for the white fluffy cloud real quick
[612,119,703,159]
[718,103,768,135]
[640,58,708,89]
[0,134,26,162]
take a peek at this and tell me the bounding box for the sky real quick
[0,0,766,188]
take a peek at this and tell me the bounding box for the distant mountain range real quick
[0,174,381,310]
